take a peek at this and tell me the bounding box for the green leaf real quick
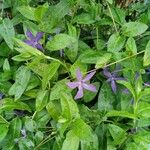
[81,133,99,150]
[10,117,22,139]
[65,25,78,62]
[0,99,31,113]
[106,0,113,4]
[0,18,15,49]
[46,101,60,121]
[98,83,115,111]
[79,50,103,64]
[42,61,60,90]
[34,110,51,128]
[111,7,126,25]
[46,34,77,51]
[25,117,35,132]
[138,102,150,118]
[60,93,79,120]
[0,124,9,142]
[3,59,10,72]
[143,40,150,66]
[39,0,71,33]
[14,38,45,58]
[35,131,44,145]
[71,118,92,140]
[50,79,71,100]
[70,59,87,78]
[36,90,48,112]
[9,66,31,100]
[107,33,126,53]
[83,82,100,103]
[12,52,33,62]
[0,115,9,125]
[73,13,95,24]
[106,110,136,119]
[62,130,79,150]
[17,6,36,21]
[108,124,126,146]
[117,80,136,100]
[122,22,148,37]
[95,53,112,68]
[126,37,137,55]
[34,4,49,22]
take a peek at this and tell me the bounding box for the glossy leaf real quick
[0,18,15,49]
[143,40,150,66]
[122,22,148,37]
[9,66,31,100]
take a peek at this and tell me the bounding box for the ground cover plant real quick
[0,0,150,149]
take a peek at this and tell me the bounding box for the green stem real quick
[107,2,118,33]
[96,27,99,50]
[87,50,145,74]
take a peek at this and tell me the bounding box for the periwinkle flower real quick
[67,68,97,99]
[103,66,124,93]
[24,30,43,51]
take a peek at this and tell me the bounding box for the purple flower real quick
[103,66,124,93]
[24,30,43,50]
[67,68,97,99]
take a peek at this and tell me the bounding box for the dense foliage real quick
[0,0,150,149]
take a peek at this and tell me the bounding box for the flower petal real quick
[67,82,79,89]
[103,68,112,78]
[36,43,43,50]
[24,40,34,46]
[35,32,43,41]
[76,68,83,81]
[75,85,83,99]
[83,71,96,82]
[26,30,34,39]
[83,83,97,92]
[111,80,117,93]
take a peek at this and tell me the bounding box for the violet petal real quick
[35,32,43,42]
[24,40,33,46]
[83,71,96,82]
[111,80,117,93]
[83,83,97,92]
[103,68,112,78]
[75,85,83,99]
[76,68,83,81]
[36,43,43,50]
[26,31,34,39]
[67,82,79,89]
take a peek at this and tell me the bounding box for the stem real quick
[107,2,118,33]
[32,111,37,120]
[34,133,56,150]
[96,27,99,50]
[87,50,145,74]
